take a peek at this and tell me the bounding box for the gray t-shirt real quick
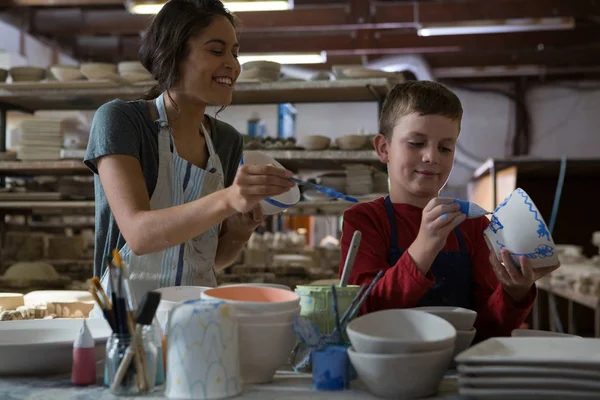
[84,99,244,279]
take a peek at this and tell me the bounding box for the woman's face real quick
[177,15,240,106]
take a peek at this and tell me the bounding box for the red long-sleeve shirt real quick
[339,197,536,341]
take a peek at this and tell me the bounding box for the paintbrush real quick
[111,291,161,392]
[342,270,384,328]
[330,285,343,344]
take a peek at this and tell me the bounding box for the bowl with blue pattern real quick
[240,151,300,215]
[483,188,559,269]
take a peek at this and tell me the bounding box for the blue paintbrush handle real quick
[291,178,358,203]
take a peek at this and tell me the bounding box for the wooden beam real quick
[31,0,600,35]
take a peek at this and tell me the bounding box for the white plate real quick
[459,387,599,399]
[457,364,600,379]
[459,376,600,391]
[455,337,600,367]
[0,318,111,376]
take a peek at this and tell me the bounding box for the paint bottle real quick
[453,199,491,219]
[71,319,97,386]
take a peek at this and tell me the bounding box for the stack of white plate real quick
[456,337,600,399]
[344,164,373,195]
[17,119,63,161]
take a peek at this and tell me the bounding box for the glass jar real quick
[105,327,158,396]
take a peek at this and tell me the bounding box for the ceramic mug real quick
[165,299,242,400]
[483,188,559,269]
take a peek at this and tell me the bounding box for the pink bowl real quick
[201,286,300,314]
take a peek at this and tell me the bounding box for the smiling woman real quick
[83,0,296,308]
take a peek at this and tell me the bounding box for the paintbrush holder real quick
[165,299,242,400]
[105,332,158,395]
[312,345,350,391]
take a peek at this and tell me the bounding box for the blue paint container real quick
[311,345,350,391]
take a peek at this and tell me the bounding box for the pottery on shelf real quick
[483,188,559,269]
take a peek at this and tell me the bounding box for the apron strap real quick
[384,195,402,266]
[454,226,468,253]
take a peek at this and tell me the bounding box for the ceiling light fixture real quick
[127,0,293,14]
[239,52,326,65]
[417,17,575,37]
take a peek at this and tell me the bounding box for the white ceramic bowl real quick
[511,328,580,338]
[236,306,300,324]
[453,328,477,359]
[0,318,111,376]
[300,135,331,150]
[484,188,559,269]
[238,321,296,383]
[240,151,300,215]
[335,135,367,150]
[348,346,453,399]
[219,283,292,291]
[201,285,301,314]
[50,65,83,81]
[346,309,456,354]
[412,306,477,331]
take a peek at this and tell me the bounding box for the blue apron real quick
[384,196,474,309]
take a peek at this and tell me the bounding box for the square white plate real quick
[455,337,600,367]
[457,364,600,379]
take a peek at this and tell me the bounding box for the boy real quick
[339,81,559,341]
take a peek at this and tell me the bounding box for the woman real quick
[84,0,294,300]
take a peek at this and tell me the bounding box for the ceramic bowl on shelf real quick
[347,346,453,399]
[300,135,331,150]
[200,285,301,314]
[412,306,477,331]
[483,188,559,269]
[335,134,367,150]
[346,309,456,354]
[240,150,301,215]
[49,65,83,82]
[9,67,46,82]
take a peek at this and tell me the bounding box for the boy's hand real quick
[408,197,466,275]
[416,197,466,253]
[490,249,560,302]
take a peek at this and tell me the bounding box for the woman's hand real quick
[226,164,295,214]
[225,204,264,241]
[490,249,560,302]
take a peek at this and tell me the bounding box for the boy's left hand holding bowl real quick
[490,249,560,302]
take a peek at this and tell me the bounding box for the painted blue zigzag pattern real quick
[515,189,551,242]
[496,240,555,259]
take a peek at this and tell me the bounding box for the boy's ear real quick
[373,133,389,163]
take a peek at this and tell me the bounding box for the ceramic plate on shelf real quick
[0,318,111,376]
[455,337,600,367]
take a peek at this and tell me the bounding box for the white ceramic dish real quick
[455,337,600,367]
[348,346,453,399]
[413,306,477,331]
[454,328,477,359]
[346,309,456,354]
[200,286,301,314]
[457,364,600,379]
[483,188,559,269]
[238,321,296,384]
[219,283,292,291]
[459,387,599,399]
[459,375,600,391]
[0,318,111,375]
[240,151,301,215]
[511,328,580,338]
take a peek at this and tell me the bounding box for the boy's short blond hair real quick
[379,80,463,139]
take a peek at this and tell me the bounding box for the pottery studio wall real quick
[217,81,600,198]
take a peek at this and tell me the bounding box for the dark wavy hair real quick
[139,0,238,102]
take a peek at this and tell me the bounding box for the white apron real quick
[96,93,224,309]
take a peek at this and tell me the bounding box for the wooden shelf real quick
[0,78,393,111]
[0,201,95,214]
[0,151,379,175]
[0,160,88,176]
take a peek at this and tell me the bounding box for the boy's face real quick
[374,112,459,205]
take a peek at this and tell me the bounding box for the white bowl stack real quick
[17,119,63,161]
[413,306,478,360]
[201,285,301,384]
[346,309,457,399]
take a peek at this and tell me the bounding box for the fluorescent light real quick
[418,17,574,37]
[239,52,326,65]
[128,0,292,14]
